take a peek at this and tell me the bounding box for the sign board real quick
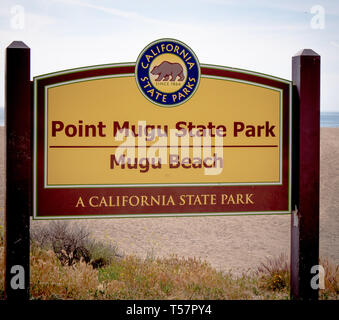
[6,40,320,301]
[33,39,292,219]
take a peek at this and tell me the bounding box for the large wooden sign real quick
[5,40,320,301]
[33,39,291,219]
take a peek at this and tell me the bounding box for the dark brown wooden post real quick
[5,41,31,300]
[291,49,320,300]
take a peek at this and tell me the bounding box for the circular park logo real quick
[135,39,200,107]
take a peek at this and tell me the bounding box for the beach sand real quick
[0,127,338,274]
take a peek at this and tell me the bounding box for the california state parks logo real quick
[135,39,200,107]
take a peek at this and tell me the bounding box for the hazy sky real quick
[0,0,338,111]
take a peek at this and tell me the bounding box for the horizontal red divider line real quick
[49,145,278,148]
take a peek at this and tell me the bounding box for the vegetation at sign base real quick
[0,221,338,300]
[0,221,4,299]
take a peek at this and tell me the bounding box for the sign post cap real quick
[293,49,320,57]
[7,41,29,49]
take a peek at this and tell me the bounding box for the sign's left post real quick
[5,41,31,300]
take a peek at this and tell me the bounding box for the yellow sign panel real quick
[46,75,281,187]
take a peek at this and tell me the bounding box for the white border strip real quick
[34,210,291,220]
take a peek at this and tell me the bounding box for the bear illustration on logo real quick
[150,61,185,82]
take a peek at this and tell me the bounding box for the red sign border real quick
[33,63,292,219]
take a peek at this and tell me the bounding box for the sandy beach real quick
[0,126,338,274]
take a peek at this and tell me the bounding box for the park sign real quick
[6,40,320,300]
[33,38,292,219]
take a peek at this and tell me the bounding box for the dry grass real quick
[256,253,339,299]
[97,255,261,300]
[30,246,100,300]
[319,257,339,299]
[30,221,120,268]
[0,220,338,300]
[0,243,338,300]
[0,222,4,299]
[0,246,4,299]
[28,248,286,300]
[256,252,290,291]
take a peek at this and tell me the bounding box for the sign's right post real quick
[291,49,320,300]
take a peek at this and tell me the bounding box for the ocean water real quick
[0,108,338,127]
[320,112,339,127]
